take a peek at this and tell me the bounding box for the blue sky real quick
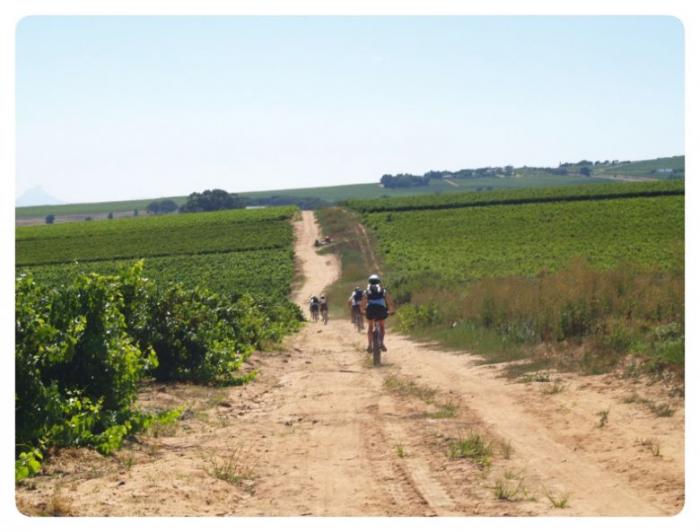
[16,16,684,203]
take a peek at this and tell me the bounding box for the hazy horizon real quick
[16,16,684,204]
[15,152,685,208]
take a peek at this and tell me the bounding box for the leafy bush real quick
[15,267,157,479]
[15,261,301,480]
[396,303,440,331]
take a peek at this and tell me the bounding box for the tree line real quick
[379,160,608,189]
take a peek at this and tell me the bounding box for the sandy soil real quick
[15,210,684,517]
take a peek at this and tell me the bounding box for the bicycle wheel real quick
[372,325,381,367]
[355,309,364,332]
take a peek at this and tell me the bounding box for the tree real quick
[179,189,246,213]
[107,211,114,220]
[147,199,178,214]
[45,214,55,224]
[423,170,446,180]
[580,166,592,177]
[379,174,430,189]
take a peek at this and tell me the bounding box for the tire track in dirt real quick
[355,221,381,274]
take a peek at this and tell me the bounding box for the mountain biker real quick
[348,286,364,322]
[309,295,320,321]
[361,274,393,353]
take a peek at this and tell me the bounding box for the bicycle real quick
[365,311,393,367]
[371,322,382,367]
[351,305,364,332]
[310,306,320,322]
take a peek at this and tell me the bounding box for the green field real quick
[16,175,612,219]
[347,180,684,213]
[365,195,684,281]
[23,248,295,301]
[15,205,304,478]
[595,156,685,178]
[17,204,301,313]
[15,196,187,218]
[16,207,296,266]
[348,180,684,376]
[16,155,684,221]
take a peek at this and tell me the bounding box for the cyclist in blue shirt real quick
[361,274,394,352]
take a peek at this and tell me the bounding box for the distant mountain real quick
[16,186,64,207]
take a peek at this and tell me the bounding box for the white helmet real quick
[368,274,381,285]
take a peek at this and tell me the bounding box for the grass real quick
[542,382,566,395]
[207,448,255,487]
[395,261,684,379]
[622,392,675,417]
[395,444,406,458]
[648,402,675,417]
[448,433,493,468]
[596,408,610,428]
[520,371,551,383]
[46,485,75,516]
[639,438,662,457]
[545,489,571,509]
[499,440,514,459]
[383,375,437,403]
[426,401,459,419]
[493,472,529,502]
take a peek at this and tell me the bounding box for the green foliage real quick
[140,287,281,385]
[179,189,247,213]
[147,199,179,214]
[25,249,296,303]
[16,206,296,266]
[596,156,684,178]
[364,196,683,280]
[15,260,299,480]
[449,433,493,468]
[396,303,440,331]
[347,180,683,213]
[354,182,683,377]
[15,449,43,482]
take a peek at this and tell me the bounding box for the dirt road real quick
[16,211,684,517]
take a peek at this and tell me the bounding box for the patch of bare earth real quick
[15,211,683,516]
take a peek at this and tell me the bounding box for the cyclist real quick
[361,274,394,353]
[347,286,364,329]
[309,295,320,322]
[319,294,329,324]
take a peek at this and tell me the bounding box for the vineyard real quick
[16,206,296,266]
[15,206,302,480]
[346,180,684,213]
[365,195,684,281]
[350,181,684,376]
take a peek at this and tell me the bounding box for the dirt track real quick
[15,211,684,517]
